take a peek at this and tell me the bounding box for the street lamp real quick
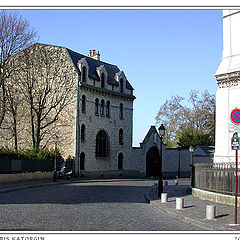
[53,135,58,182]
[189,145,195,188]
[158,124,166,197]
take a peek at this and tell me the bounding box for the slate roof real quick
[66,48,134,90]
[140,126,159,146]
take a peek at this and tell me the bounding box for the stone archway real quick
[146,146,161,177]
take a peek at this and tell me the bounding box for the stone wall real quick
[76,80,134,175]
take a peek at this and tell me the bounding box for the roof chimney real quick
[88,49,100,60]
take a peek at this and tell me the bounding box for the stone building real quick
[70,48,136,177]
[3,43,193,178]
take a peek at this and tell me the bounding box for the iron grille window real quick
[96,130,109,158]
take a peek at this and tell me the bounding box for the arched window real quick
[82,66,87,82]
[100,99,105,116]
[95,98,99,115]
[82,95,86,113]
[119,129,123,144]
[81,124,85,141]
[101,73,105,88]
[119,103,123,119]
[120,78,123,93]
[80,152,85,170]
[96,130,109,158]
[106,100,110,117]
[118,153,123,170]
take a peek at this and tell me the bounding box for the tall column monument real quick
[214,10,240,162]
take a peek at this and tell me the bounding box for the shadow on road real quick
[0,181,154,205]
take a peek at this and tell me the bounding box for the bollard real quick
[164,181,168,187]
[206,205,216,220]
[175,179,178,185]
[161,193,168,203]
[176,197,184,210]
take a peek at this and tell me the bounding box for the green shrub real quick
[0,146,64,162]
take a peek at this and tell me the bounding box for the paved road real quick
[0,180,204,231]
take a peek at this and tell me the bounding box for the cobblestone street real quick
[0,179,203,231]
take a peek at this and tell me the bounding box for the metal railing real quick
[194,162,240,196]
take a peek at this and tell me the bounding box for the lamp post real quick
[158,124,165,197]
[53,135,58,182]
[189,145,195,188]
[178,149,181,178]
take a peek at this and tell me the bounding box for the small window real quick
[100,100,105,116]
[119,103,123,119]
[118,153,123,170]
[120,78,123,93]
[82,95,86,113]
[96,130,109,158]
[119,129,123,144]
[95,98,99,115]
[81,124,85,141]
[82,66,87,82]
[101,73,105,88]
[106,101,110,117]
[80,152,85,170]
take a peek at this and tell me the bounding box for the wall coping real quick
[192,187,240,206]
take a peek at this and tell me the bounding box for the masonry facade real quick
[73,49,136,177]
[3,43,193,178]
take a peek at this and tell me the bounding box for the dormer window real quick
[82,66,87,82]
[120,78,123,93]
[101,73,105,88]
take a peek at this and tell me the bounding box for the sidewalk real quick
[146,179,240,231]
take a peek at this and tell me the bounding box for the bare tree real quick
[13,44,76,148]
[0,10,37,141]
[155,90,215,147]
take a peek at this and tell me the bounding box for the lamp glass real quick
[159,124,165,137]
[189,145,194,152]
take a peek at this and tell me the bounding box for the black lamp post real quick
[178,149,181,178]
[53,135,58,182]
[158,124,165,197]
[189,145,194,188]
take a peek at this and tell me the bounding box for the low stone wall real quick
[0,172,53,183]
[192,187,240,206]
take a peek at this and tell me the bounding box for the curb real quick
[145,188,221,231]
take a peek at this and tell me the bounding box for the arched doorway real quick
[146,146,161,177]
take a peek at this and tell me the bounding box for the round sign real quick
[231,109,240,124]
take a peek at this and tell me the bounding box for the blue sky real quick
[9,9,222,146]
